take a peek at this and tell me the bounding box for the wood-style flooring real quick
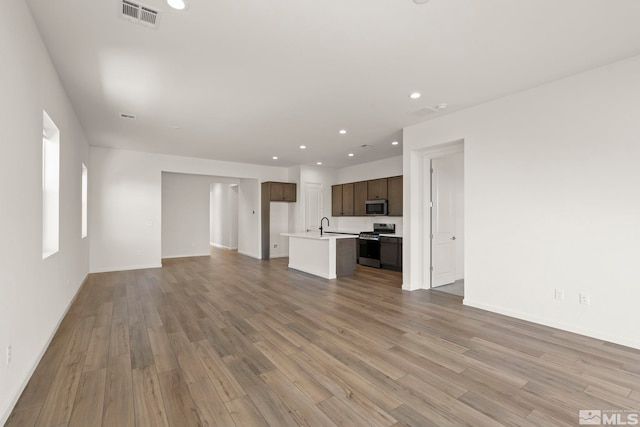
[7,248,640,426]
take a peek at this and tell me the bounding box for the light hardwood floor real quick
[7,248,640,426]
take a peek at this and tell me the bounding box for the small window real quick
[81,163,88,238]
[42,111,60,259]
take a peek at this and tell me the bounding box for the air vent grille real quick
[410,106,438,117]
[120,0,161,29]
[122,0,139,19]
[120,113,136,119]
[140,6,159,25]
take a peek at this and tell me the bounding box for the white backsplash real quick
[331,216,403,235]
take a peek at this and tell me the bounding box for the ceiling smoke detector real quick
[360,144,374,149]
[120,0,162,29]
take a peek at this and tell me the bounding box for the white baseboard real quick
[89,263,162,273]
[210,242,237,250]
[161,253,210,260]
[237,250,261,259]
[463,298,640,351]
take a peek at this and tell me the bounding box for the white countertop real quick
[281,232,358,240]
[323,229,360,235]
[323,230,402,238]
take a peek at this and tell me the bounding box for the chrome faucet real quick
[319,217,330,236]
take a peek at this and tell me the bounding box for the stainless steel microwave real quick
[365,200,388,216]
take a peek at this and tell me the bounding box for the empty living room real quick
[2,0,640,426]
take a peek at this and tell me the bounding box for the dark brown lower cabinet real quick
[380,236,402,271]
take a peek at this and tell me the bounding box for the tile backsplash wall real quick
[332,216,403,235]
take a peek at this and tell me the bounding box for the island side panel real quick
[288,237,335,279]
[336,238,357,277]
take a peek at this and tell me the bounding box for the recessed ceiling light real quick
[272,156,278,160]
[392,141,399,145]
[167,0,186,10]
[299,145,306,149]
[435,103,448,110]
[317,162,322,165]
[409,92,421,99]
[339,130,347,135]
[348,153,354,157]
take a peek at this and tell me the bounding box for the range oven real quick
[358,223,395,268]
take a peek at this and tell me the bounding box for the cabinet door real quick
[283,183,296,202]
[367,178,388,200]
[387,176,403,216]
[342,183,354,216]
[269,183,284,201]
[332,185,343,216]
[380,237,399,267]
[354,181,367,216]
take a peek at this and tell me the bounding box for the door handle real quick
[451,236,457,240]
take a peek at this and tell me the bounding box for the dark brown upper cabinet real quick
[332,183,354,216]
[342,183,354,216]
[367,178,388,200]
[332,176,402,217]
[354,181,367,216]
[332,185,343,216]
[387,175,403,216]
[268,182,296,202]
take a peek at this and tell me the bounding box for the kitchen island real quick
[281,232,358,279]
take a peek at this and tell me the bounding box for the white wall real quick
[161,173,213,258]
[90,147,287,272]
[237,178,260,258]
[0,1,90,423]
[453,151,464,280]
[210,183,239,250]
[338,155,403,183]
[403,56,640,349]
[270,203,290,258]
[288,165,338,234]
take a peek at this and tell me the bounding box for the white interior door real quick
[432,157,457,287]
[305,183,322,232]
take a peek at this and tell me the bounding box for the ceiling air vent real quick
[120,113,136,119]
[410,106,438,117]
[120,0,161,29]
[360,144,374,149]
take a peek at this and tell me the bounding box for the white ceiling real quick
[26,0,640,168]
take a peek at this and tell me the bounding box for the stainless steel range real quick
[358,223,395,268]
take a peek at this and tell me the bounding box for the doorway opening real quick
[210,182,239,252]
[160,172,242,261]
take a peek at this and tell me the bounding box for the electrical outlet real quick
[273,243,278,249]
[6,345,11,365]
[554,289,564,301]
[580,293,590,305]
